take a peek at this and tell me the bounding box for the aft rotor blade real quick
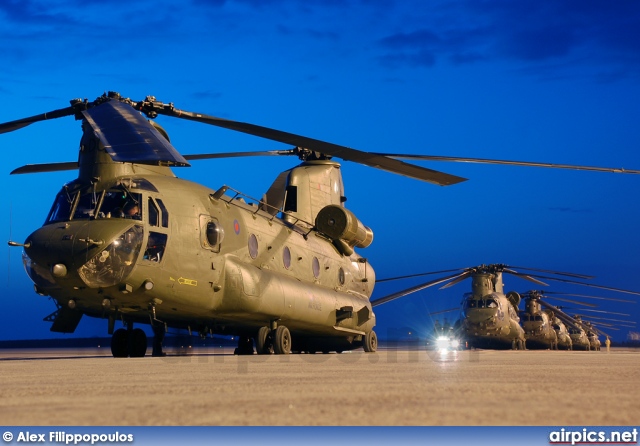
[503,265,594,279]
[150,104,467,186]
[377,268,466,283]
[373,153,640,175]
[542,291,635,304]
[371,271,469,307]
[0,105,77,134]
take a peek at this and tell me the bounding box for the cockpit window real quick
[99,190,141,220]
[73,191,101,220]
[46,189,77,224]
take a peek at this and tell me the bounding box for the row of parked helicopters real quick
[373,264,638,351]
[2,91,638,357]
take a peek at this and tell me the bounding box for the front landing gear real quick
[111,327,147,358]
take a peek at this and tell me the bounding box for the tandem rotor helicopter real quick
[3,91,640,357]
[372,264,640,349]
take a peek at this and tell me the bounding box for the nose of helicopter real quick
[23,219,144,289]
[465,308,498,324]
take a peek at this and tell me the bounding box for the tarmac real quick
[1,346,638,426]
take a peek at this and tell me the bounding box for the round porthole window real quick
[283,246,291,269]
[312,256,320,279]
[248,233,258,259]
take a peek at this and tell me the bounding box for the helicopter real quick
[519,290,636,350]
[3,92,640,358]
[372,264,640,350]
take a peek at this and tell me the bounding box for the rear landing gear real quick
[363,330,378,352]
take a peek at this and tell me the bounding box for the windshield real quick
[45,186,142,224]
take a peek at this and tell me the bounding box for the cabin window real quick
[338,267,345,285]
[206,221,225,248]
[144,232,167,262]
[486,299,498,308]
[284,185,297,212]
[312,256,320,279]
[148,197,160,226]
[248,234,259,259]
[283,246,291,269]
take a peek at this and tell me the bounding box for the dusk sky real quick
[1,0,639,342]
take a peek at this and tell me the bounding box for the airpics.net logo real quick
[549,428,638,445]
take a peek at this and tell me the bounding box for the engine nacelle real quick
[315,205,373,248]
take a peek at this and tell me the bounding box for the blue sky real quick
[1,0,639,342]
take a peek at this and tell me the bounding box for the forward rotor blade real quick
[503,269,549,286]
[542,296,598,308]
[429,307,462,316]
[502,265,594,279]
[573,315,636,325]
[183,150,296,160]
[542,291,635,304]
[377,268,466,283]
[439,271,473,289]
[11,162,78,175]
[569,308,631,317]
[371,271,469,307]
[0,105,77,134]
[539,300,584,331]
[515,273,640,296]
[151,105,467,186]
[373,153,640,175]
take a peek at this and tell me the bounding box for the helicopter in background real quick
[372,264,640,350]
[3,92,640,358]
[518,290,634,350]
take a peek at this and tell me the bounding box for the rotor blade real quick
[183,150,296,160]
[372,153,640,175]
[515,273,640,296]
[0,105,77,134]
[371,271,470,307]
[377,268,466,283]
[539,300,584,331]
[83,101,190,167]
[541,291,635,304]
[570,308,631,317]
[542,296,598,308]
[429,307,462,316]
[503,269,549,286]
[148,103,467,186]
[572,315,636,325]
[439,271,474,289]
[502,265,594,279]
[11,161,78,175]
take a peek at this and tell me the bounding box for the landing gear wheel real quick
[255,326,273,355]
[512,339,517,350]
[273,326,291,354]
[518,339,525,350]
[111,328,129,358]
[363,330,378,353]
[234,336,255,355]
[130,328,147,357]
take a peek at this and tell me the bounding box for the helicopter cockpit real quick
[463,293,499,309]
[23,177,171,291]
